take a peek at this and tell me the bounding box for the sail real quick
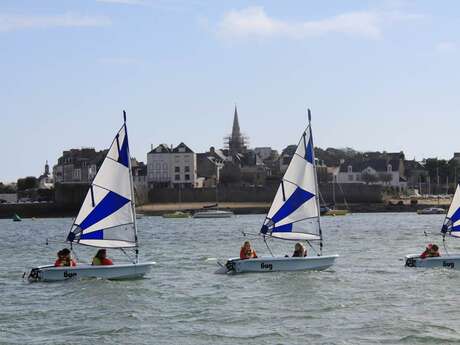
[66,124,137,248]
[260,125,320,241]
[443,183,460,237]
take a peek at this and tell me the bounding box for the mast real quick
[124,110,139,263]
[308,108,323,255]
[332,175,336,207]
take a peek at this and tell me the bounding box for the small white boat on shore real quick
[405,183,460,269]
[217,109,338,274]
[27,112,155,282]
[193,209,233,218]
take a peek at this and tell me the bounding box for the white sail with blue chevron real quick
[442,184,460,237]
[66,122,137,248]
[260,120,321,242]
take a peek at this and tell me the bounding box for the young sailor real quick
[54,248,77,267]
[92,249,114,266]
[292,243,307,257]
[420,244,441,259]
[240,241,257,260]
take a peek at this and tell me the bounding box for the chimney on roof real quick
[151,144,153,150]
[210,146,215,153]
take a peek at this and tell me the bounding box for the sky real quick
[1,0,460,182]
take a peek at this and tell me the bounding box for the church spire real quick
[232,104,240,138]
[44,160,49,175]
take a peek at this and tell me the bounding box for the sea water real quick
[1,213,459,345]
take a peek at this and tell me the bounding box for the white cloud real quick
[217,6,422,40]
[436,41,457,53]
[0,13,111,32]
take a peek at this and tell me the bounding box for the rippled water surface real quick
[1,213,460,345]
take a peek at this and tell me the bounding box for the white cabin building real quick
[147,143,197,188]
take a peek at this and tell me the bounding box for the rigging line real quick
[281,176,314,193]
[305,240,319,256]
[105,155,129,168]
[270,215,321,227]
[336,182,349,209]
[308,110,323,256]
[70,246,81,263]
[91,182,132,200]
[293,151,314,164]
[442,232,450,256]
[120,248,136,264]
[263,236,274,257]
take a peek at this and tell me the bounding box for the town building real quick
[38,161,54,189]
[279,145,297,173]
[336,155,407,190]
[196,147,227,187]
[53,148,107,184]
[147,143,197,188]
[404,160,428,191]
[453,153,460,164]
[147,144,171,188]
[131,159,148,189]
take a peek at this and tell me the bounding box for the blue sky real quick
[1,0,460,182]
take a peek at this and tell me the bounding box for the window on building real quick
[283,157,290,165]
[162,163,167,170]
[347,165,352,173]
[348,174,354,181]
[184,166,190,173]
[175,166,180,173]
[155,163,160,169]
[356,174,361,181]
[175,174,180,181]
[387,164,392,172]
[185,174,190,180]
[74,169,81,180]
[179,147,186,153]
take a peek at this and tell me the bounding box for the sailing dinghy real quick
[216,110,338,274]
[405,183,460,269]
[27,112,155,282]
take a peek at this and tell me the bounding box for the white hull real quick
[215,255,338,274]
[405,254,460,269]
[27,262,155,282]
[193,210,233,218]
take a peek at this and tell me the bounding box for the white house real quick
[147,143,197,188]
[171,142,197,188]
[336,159,407,190]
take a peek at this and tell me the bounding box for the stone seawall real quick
[148,183,383,204]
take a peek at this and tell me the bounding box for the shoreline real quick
[0,201,450,218]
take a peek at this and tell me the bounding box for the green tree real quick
[17,177,38,191]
